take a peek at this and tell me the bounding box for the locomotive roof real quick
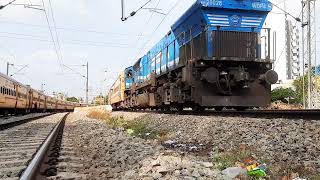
[171,0,272,31]
[127,0,272,78]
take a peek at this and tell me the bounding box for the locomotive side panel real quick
[109,0,277,111]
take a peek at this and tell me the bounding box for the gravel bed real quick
[111,111,320,177]
[0,113,65,179]
[64,112,222,179]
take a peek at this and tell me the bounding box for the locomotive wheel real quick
[235,107,248,111]
[193,105,205,112]
[3,110,9,117]
[177,106,183,112]
[214,107,223,111]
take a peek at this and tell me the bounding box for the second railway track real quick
[0,113,85,180]
[0,113,53,131]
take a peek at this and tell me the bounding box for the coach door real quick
[0,86,4,103]
[27,89,33,112]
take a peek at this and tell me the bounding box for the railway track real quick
[121,109,320,120]
[0,113,86,179]
[0,113,52,130]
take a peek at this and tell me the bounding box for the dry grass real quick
[86,110,166,140]
[212,145,319,179]
[212,146,257,171]
[87,110,111,121]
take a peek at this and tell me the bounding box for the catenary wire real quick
[134,0,181,60]
[41,0,63,70]
[48,0,64,64]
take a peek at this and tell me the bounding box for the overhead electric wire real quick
[273,9,303,70]
[10,65,28,77]
[134,0,181,60]
[0,31,130,46]
[0,0,17,9]
[124,0,161,62]
[41,0,63,69]
[270,1,301,22]
[0,20,146,37]
[62,65,86,78]
[0,44,16,61]
[123,0,153,20]
[0,35,134,48]
[48,0,63,63]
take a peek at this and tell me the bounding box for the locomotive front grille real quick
[212,31,259,60]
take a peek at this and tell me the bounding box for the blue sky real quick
[0,0,318,101]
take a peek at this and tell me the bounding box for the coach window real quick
[0,87,3,94]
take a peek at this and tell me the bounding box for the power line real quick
[273,10,303,69]
[124,0,161,62]
[270,1,301,22]
[10,65,29,77]
[62,64,86,78]
[41,0,63,69]
[0,20,146,37]
[0,0,17,9]
[0,31,130,46]
[0,44,16,61]
[0,35,134,48]
[48,0,64,67]
[122,0,153,21]
[134,0,181,60]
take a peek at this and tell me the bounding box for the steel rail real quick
[20,113,68,180]
[119,109,320,120]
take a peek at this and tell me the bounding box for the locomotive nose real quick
[261,70,278,84]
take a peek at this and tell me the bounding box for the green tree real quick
[293,75,308,104]
[66,97,79,103]
[271,87,298,104]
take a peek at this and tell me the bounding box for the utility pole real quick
[6,62,14,76]
[85,62,89,106]
[273,31,277,66]
[301,0,317,109]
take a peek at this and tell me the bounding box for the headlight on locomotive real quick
[260,70,278,84]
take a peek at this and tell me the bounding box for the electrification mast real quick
[301,0,318,109]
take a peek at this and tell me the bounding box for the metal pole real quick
[307,0,312,109]
[267,28,271,60]
[273,31,277,65]
[6,62,14,76]
[302,0,306,109]
[86,61,89,106]
[6,62,9,76]
[121,0,125,21]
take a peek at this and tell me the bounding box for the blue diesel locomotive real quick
[109,0,278,111]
